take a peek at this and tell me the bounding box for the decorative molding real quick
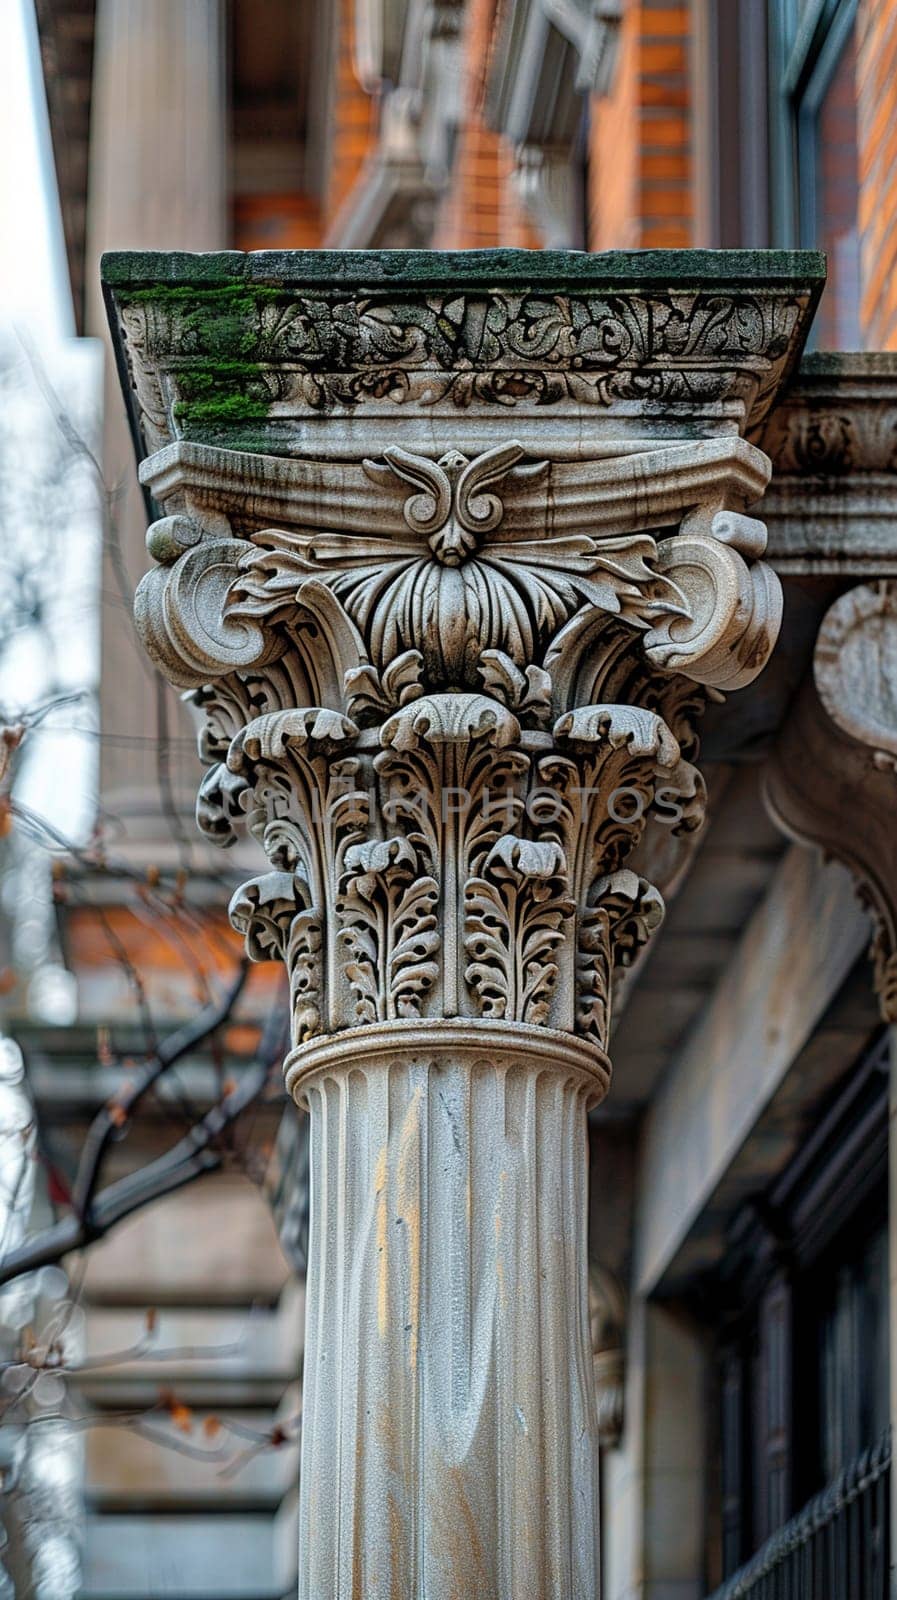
[589,1263,627,1449]
[766,580,897,1022]
[103,251,824,459]
[758,354,897,575]
[118,282,813,428]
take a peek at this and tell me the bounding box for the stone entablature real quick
[104,248,819,1599]
[104,248,822,456]
[758,352,897,574]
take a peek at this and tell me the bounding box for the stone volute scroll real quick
[103,248,822,1600]
[766,579,897,1024]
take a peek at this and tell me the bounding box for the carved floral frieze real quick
[116,283,815,445]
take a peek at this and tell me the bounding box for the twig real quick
[71,961,249,1221]
[0,982,288,1289]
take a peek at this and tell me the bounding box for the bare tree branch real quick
[0,962,270,1289]
[0,1056,272,1287]
[73,960,249,1220]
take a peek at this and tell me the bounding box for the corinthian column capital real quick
[105,248,820,1600]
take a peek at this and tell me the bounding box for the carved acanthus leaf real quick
[229,870,309,962]
[231,443,692,689]
[230,707,358,770]
[465,837,574,1024]
[337,837,440,1023]
[381,691,520,752]
[344,649,425,725]
[577,870,664,1047]
[196,762,249,847]
[229,871,323,1044]
[478,650,552,726]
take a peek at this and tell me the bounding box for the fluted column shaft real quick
[296,1029,602,1599]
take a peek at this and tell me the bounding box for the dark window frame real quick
[768,0,858,244]
[700,0,771,249]
[710,1032,890,1577]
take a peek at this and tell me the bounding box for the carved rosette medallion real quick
[105,250,817,1600]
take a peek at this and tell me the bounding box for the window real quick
[706,0,861,341]
[770,0,861,346]
[797,1210,889,1501]
[712,1035,890,1578]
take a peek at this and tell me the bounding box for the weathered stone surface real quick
[758,353,897,574]
[767,579,897,1023]
[104,247,823,458]
[104,249,812,1599]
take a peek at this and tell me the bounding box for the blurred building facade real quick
[17,0,897,1596]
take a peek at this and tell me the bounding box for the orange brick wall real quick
[857,0,897,347]
[325,0,379,228]
[589,0,692,251]
[438,0,694,253]
[233,0,376,252]
[433,0,539,249]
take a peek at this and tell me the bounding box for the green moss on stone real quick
[173,393,271,427]
[102,247,827,294]
[171,361,274,430]
[117,289,285,432]
[119,282,282,363]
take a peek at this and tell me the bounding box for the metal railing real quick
[707,1430,891,1600]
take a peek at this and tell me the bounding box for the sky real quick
[0,0,102,862]
[0,0,75,341]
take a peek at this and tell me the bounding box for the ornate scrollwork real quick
[644,511,783,691]
[129,431,782,1058]
[134,539,277,688]
[118,282,813,434]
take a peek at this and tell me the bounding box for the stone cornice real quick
[758,353,897,574]
[102,248,824,467]
[139,434,771,542]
